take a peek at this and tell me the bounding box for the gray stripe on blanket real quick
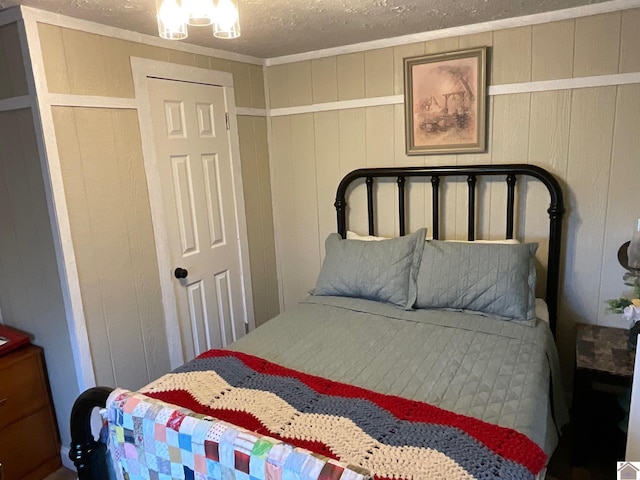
[174,356,536,480]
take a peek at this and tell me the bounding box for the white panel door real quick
[148,77,247,360]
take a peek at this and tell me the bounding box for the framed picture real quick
[404,47,487,155]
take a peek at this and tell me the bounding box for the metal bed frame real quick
[68,163,565,479]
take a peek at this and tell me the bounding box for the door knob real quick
[174,267,188,279]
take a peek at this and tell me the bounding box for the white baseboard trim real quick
[60,445,76,471]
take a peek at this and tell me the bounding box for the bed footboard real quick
[69,386,114,480]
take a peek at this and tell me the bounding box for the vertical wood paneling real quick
[37,23,70,94]
[252,117,280,321]
[598,85,640,327]
[564,87,616,325]
[61,29,109,95]
[287,61,313,107]
[290,114,320,297]
[249,64,266,108]
[230,61,253,107]
[492,27,532,84]
[619,8,640,73]
[311,57,338,103]
[424,37,459,54]
[267,64,289,108]
[459,32,493,49]
[338,108,367,235]
[337,52,365,100]
[365,105,395,236]
[364,48,394,98]
[209,57,231,72]
[574,13,621,77]
[166,49,196,66]
[99,37,136,98]
[527,90,572,291]
[532,20,575,81]
[314,111,341,260]
[270,116,297,309]
[393,43,424,95]
[0,23,27,97]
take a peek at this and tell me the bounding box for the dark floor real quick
[547,389,627,479]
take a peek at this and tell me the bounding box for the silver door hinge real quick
[225,112,230,130]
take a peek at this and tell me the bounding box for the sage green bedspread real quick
[228,295,569,456]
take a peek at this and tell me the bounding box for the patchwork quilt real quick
[135,349,548,480]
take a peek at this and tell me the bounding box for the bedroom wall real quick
[37,23,278,393]
[0,22,79,451]
[266,9,640,387]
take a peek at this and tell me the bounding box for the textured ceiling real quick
[2,0,611,58]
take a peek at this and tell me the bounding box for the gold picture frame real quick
[404,47,487,155]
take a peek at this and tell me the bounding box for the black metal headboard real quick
[334,164,565,335]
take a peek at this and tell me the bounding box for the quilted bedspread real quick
[141,349,547,480]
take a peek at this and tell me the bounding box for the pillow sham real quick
[314,228,427,309]
[415,240,538,323]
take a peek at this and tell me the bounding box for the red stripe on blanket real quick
[151,349,547,474]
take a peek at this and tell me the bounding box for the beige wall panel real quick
[563,87,616,327]
[194,54,210,69]
[338,108,368,236]
[458,31,493,49]
[532,20,575,81]
[311,56,338,104]
[0,109,79,447]
[110,109,169,379]
[131,42,167,62]
[287,61,313,107]
[0,23,27,97]
[209,57,231,72]
[574,12,621,77]
[52,107,114,387]
[267,64,289,108]
[249,64,266,108]
[365,105,396,236]
[424,36,459,54]
[314,111,341,258]
[337,52,365,101]
[252,117,280,321]
[230,61,253,107]
[598,85,640,327]
[431,154,458,240]
[527,90,572,288]
[364,48,394,98]
[393,43,424,95]
[62,28,111,96]
[490,93,530,238]
[59,107,162,389]
[620,8,640,73]
[238,116,269,326]
[290,114,321,296]
[0,26,13,98]
[492,27,532,84]
[99,37,136,98]
[37,23,70,94]
[269,116,297,309]
[166,49,196,66]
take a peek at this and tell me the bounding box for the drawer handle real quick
[0,398,6,406]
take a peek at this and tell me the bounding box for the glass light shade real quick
[183,0,215,26]
[213,0,241,39]
[157,0,188,39]
[628,218,640,270]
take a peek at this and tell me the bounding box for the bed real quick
[69,163,568,480]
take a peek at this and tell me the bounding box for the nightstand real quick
[571,324,635,466]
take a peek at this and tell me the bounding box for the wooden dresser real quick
[0,345,62,480]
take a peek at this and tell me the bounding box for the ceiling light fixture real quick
[157,0,241,40]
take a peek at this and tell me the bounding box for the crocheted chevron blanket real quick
[142,349,547,480]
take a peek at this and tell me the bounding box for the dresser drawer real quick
[0,407,60,480]
[0,347,49,430]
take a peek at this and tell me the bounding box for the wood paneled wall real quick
[38,24,278,389]
[266,10,640,383]
[0,108,79,448]
[0,22,27,99]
